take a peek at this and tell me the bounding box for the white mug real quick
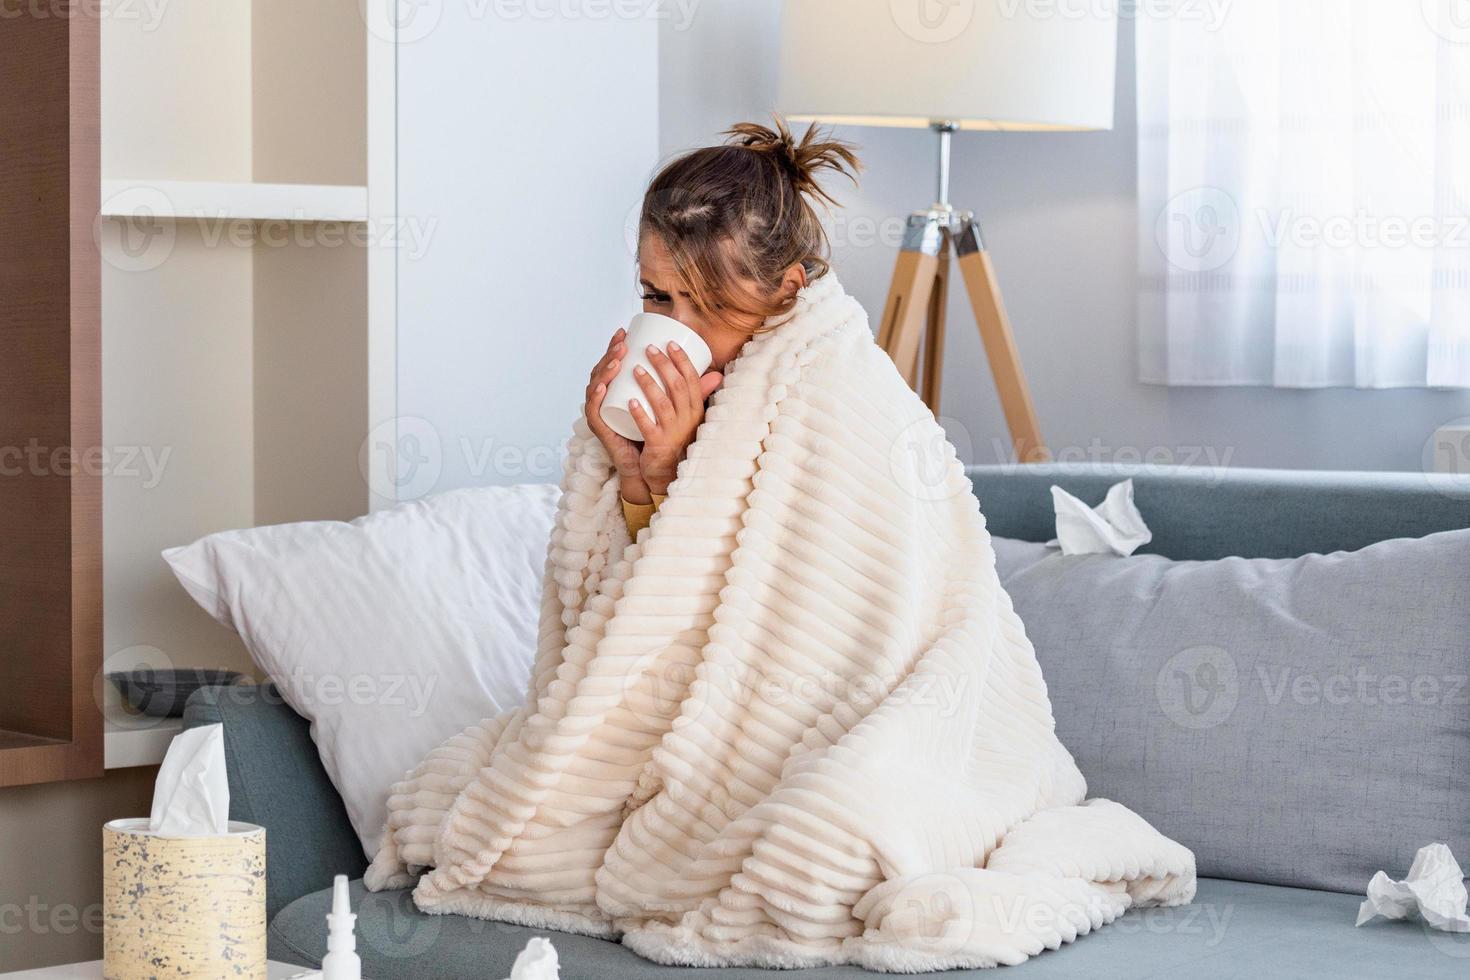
[600,312,713,441]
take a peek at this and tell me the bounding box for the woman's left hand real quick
[628,341,724,495]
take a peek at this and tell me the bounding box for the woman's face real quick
[637,236,803,371]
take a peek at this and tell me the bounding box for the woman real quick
[583,120,858,538]
[368,118,1194,973]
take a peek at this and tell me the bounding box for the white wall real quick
[394,8,661,494]
[660,4,1470,473]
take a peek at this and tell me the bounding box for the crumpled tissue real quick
[149,723,230,836]
[506,937,560,980]
[1047,479,1153,557]
[1357,843,1470,933]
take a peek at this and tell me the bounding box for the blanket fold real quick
[366,273,1195,970]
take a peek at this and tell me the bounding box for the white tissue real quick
[1047,479,1153,557]
[148,723,230,836]
[1357,843,1470,933]
[507,937,560,980]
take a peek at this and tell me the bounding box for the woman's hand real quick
[628,341,724,495]
[584,328,651,502]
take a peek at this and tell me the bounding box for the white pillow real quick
[163,483,560,857]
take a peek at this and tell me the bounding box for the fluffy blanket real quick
[365,273,1196,971]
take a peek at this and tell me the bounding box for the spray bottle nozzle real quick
[322,874,361,980]
[331,875,352,919]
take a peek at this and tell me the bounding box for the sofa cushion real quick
[991,530,1470,896]
[269,878,1470,978]
[992,535,1054,580]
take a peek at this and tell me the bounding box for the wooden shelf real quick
[0,730,67,752]
[103,710,183,770]
[101,178,368,222]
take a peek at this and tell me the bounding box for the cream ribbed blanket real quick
[365,273,1196,971]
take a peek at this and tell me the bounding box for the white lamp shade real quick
[778,0,1118,131]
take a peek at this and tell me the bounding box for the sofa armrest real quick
[184,684,367,920]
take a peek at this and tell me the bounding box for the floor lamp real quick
[778,0,1119,464]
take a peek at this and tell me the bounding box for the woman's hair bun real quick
[725,116,861,207]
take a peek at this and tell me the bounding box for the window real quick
[1138,0,1470,388]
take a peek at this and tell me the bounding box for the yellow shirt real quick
[621,492,667,538]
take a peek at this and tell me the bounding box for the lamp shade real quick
[778,0,1118,131]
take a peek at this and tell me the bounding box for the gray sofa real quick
[182,463,1470,978]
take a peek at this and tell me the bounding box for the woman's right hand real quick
[585,328,650,501]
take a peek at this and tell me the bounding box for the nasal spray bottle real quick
[321,875,361,980]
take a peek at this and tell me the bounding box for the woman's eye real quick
[641,293,671,304]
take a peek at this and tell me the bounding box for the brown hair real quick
[638,116,861,331]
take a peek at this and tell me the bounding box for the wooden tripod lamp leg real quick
[879,215,944,389]
[954,218,1048,463]
[919,244,950,412]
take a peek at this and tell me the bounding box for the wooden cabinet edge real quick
[70,5,104,783]
[0,6,104,788]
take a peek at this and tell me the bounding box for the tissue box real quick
[103,818,267,979]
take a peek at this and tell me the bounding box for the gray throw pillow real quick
[989,532,1470,895]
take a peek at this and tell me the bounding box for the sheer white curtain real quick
[1137,0,1470,388]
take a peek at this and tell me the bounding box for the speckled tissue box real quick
[103,818,267,979]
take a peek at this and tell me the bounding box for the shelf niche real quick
[98,0,372,725]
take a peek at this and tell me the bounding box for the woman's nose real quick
[670,301,703,329]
